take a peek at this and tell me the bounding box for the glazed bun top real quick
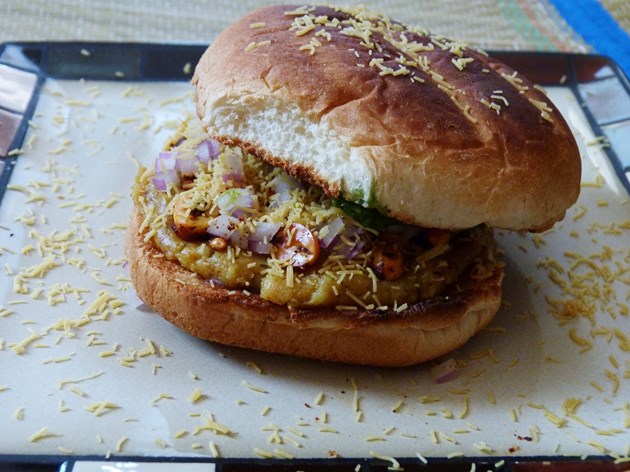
[193,4,581,231]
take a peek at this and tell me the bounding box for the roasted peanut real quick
[275,223,320,267]
[370,244,404,281]
[171,192,210,241]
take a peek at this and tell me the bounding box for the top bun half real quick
[193,4,581,231]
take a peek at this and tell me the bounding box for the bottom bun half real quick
[126,208,504,367]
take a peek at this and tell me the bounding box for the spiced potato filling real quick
[133,119,502,311]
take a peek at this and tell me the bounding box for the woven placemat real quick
[601,0,630,34]
[1,0,588,52]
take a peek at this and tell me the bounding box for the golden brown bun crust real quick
[193,4,581,232]
[126,207,504,367]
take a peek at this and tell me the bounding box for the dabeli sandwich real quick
[126,5,581,366]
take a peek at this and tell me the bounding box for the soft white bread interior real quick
[126,207,504,367]
[193,4,581,232]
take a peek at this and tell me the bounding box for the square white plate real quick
[0,48,629,464]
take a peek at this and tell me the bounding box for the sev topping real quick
[242,4,553,124]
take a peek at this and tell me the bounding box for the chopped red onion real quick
[215,188,256,218]
[152,150,182,192]
[345,239,366,260]
[270,173,302,206]
[230,228,249,249]
[249,240,271,254]
[222,150,244,183]
[151,169,180,192]
[248,221,282,254]
[195,139,220,163]
[271,173,301,194]
[430,358,459,384]
[175,157,198,176]
[206,214,240,239]
[151,176,166,191]
[319,216,345,249]
[155,151,177,172]
[337,223,366,259]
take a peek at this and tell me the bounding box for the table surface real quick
[3,0,630,74]
[0,0,596,50]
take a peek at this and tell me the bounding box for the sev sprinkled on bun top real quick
[193,4,581,232]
